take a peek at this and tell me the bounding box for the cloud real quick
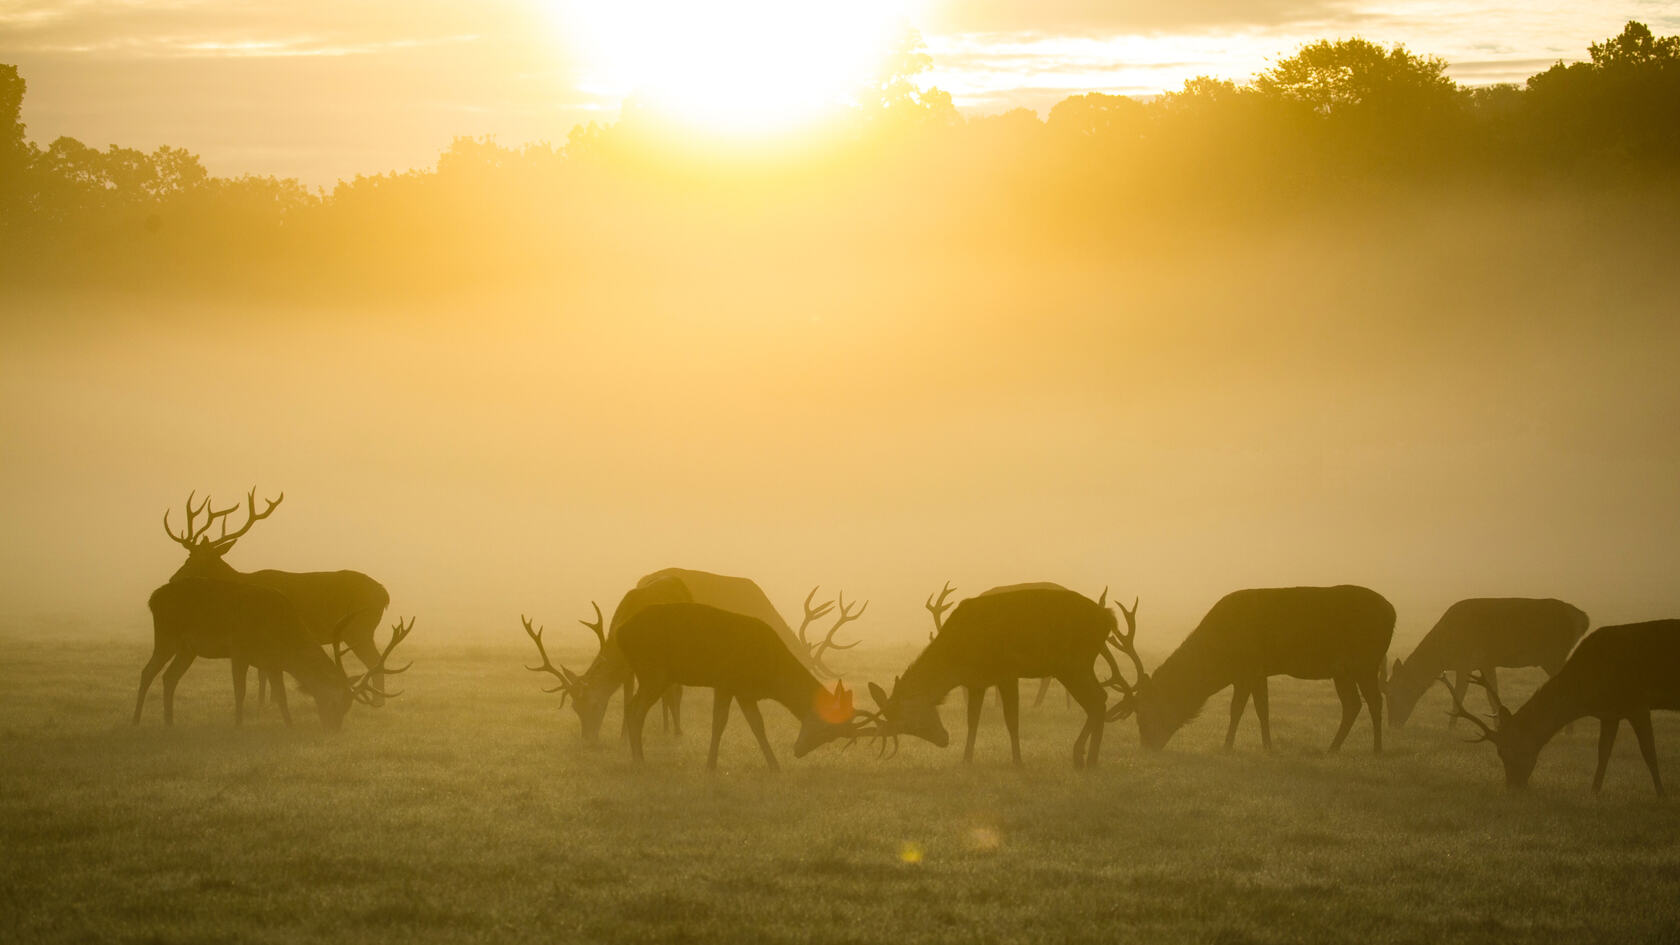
[924,0,1360,35]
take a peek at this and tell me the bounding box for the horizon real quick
[4,1,1673,184]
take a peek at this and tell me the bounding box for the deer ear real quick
[869,682,890,709]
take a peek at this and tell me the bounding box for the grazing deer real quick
[877,585,1123,768]
[136,577,412,730]
[1388,598,1588,729]
[1442,619,1680,796]
[612,602,867,770]
[164,489,392,703]
[521,570,863,743]
[922,582,1081,709]
[1109,585,1394,753]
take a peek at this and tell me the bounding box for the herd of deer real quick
[133,491,1680,796]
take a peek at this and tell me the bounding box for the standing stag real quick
[613,602,868,770]
[520,568,863,743]
[878,585,1123,767]
[136,576,413,730]
[1109,585,1394,753]
[163,490,392,701]
[1443,619,1680,795]
[1388,597,1589,728]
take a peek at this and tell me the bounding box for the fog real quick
[6,188,1678,649]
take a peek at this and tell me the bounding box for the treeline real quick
[2,22,1678,296]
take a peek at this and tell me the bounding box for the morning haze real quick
[3,10,1680,944]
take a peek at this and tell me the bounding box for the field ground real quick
[3,631,1679,944]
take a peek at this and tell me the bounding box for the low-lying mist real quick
[4,185,1678,650]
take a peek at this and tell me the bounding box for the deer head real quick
[792,679,868,757]
[164,488,283,579]
[319,616,414,731]
[521,603,611,741]
[867,676,948,750]
[1438,672,1534,789]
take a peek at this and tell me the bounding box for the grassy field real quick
[4,630,1679,944]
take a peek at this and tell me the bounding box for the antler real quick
[801,588,865,679]
[162,491,238,549]
[925,582,956,636]
[1104,597,1145,719]
[521,614,580,703]
[577,601,606,651]
[349,616,414,704]
[164,488,282,552]
[1438,672,1503,743]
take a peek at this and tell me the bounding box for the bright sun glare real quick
[551,0,917,136]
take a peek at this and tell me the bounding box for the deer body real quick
[162,491,392,704]
[528,569,862,745]
[1448,620,1680,795]
[613,602,860,770]
[885,586,1118,767]
[138,578,354,729]
[1388,597,1588,728]
[1119,585,1394,753]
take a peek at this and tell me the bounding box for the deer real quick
[162,489,393,704]
[520,573,864,744]
[923,582,1085,709]
[1108,585,1395,753]
[1387,597,1589,729]
[875,584,1124,768]
[1442,619,1680,796]
[136,576,412,730]
[610,601,870,771]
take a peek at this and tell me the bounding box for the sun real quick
[548,0,918,136]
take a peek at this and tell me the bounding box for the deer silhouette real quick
[1442,619,1680,795]
[162,490,392,704]
[1387,597,1588,728]
[136,576,412,730]
[611,601,868,770]
[877,585,1123,767]
[520,569,863,744]
[1110,585,1394,753]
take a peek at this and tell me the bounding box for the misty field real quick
[4,631,1679,945]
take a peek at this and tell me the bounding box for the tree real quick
[862,27,958,128]
[1254,38,1457,118]
[1046,93,1147,140]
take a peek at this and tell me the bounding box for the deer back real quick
[616,602,816,703]
[241,569,390,643]
[906,587,1115,694]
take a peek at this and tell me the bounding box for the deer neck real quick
[1146,644,1230,735]
[898,638,964,705]
[1506,674,1585,749]
[171,554,242,583]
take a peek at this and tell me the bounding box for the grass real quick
[4,630,1679,944]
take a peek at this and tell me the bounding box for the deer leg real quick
[1064,672,1106,769]
[620,678,635,741]
[963,686,984,762]
[736,698,779,772]
[664,685,683,737]
[1252,676,1273,751]
[706,690,731,771]
[1628,710,1664,798]
[1593,717,1619,793]
[269,670,293,726]
[1224,681,1251,750]
[1032,677,1051,708]
[133,646,172,725]
[256,671,268,709]
[1356,670,1383,754]
[1481,665,1502,715]
[1447,672,1471,729]
[999,679,1022,766]
[1328,676,1361,752]
[624,678,663,763]
[160,652,196,727]
[231,659,248,727]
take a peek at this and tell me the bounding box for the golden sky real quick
[2,1,1672,182]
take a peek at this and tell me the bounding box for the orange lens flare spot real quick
[816,680,854,724]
